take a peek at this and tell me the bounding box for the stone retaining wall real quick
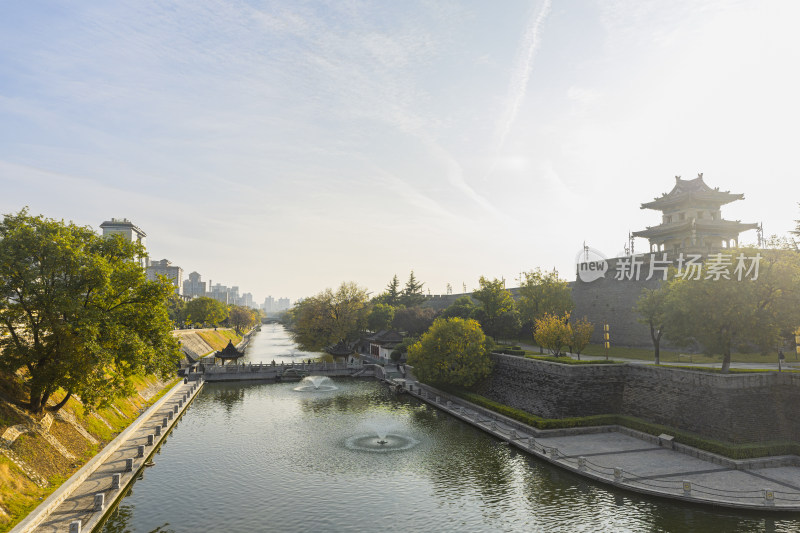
[478,354,800,444]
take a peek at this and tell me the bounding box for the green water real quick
[99,327,800,532]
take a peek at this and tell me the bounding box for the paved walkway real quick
[12,379,203,533]
[407,384,800,511]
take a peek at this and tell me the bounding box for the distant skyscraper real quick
[240,292,254,308]
[183,271,207,298]
[277,297,291,311]
[146,259,184,295]
[263,296,275,313]
[207,283,231,304]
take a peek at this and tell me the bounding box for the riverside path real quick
[403,380,800,512]
[11,379,203,533]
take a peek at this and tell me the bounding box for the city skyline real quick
[2,1,799,301]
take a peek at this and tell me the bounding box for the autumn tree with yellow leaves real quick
[407,317,494,388]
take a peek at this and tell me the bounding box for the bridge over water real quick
[189,360,368,382]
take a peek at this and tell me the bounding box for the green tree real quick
[635,286,668,364]
[0,209,180,413]
[518,268,573,352]
[185,296,228,326]
[390,336,418,362]
[534,312,571,356]
[471,277,516,340]
[385,275,401,306]
[663,249,800,372]
[407,317,494,388]
[400,271,426,307]
[568,316,594,360]
[227,305,257,334]
[290,281,370,352]
[166,293,187,327]
[440,296,475,319]
[367,303,395,332]
[392,306,437,336]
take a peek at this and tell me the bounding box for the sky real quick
[1,0,799,303]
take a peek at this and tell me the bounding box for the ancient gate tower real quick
[632,174,759,255]
[572,173,761,347]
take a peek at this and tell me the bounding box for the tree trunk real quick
[46,391,73,413]
[27,381,45,413]
[649,322,664,366]
[721,351,731,373]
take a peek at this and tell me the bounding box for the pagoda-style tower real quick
[633,174,759,255]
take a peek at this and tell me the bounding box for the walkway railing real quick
[200,360,363,374]
[408,385,800,510]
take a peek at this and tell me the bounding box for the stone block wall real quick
[477,354,626,418]
[570,274,660,348]
[619,365,800,443]
[480,354,800,444]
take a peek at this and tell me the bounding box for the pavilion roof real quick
[215,340,244,359]
[633,219,759,239]
[641,175,745,211]
[326,341,354,356]
[365,330,405,344]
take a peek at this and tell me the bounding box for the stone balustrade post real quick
[125,458,133,472]
[155,426,162,436]
[93,493,105,512]
[69,520,82,533]
[137,445,145,458]
[147,434,154,446]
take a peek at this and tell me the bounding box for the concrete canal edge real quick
[10,379,204,533]
[398,380,800,512]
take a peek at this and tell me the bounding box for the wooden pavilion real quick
[214,340,245,365]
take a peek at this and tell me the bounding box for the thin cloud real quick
[491,0,552,160]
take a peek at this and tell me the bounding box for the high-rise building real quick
[207,283,231,304]
[263,296,275,313]
[240,292,254,308]
[183,271,207,298]
[146,259,184,295]
[277,297,291,311]
[99,218,147,267]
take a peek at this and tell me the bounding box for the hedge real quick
[448,389,800,460]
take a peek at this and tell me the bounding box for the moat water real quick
[100,326,800,532]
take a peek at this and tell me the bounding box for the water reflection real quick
[209,387,245,414]
[99,328,800,533]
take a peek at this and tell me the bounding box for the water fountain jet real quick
[293,375,338,392]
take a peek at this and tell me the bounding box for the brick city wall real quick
[479,354,800,444]
[570,255,664,348]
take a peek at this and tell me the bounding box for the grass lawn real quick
[509,337,795,365]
